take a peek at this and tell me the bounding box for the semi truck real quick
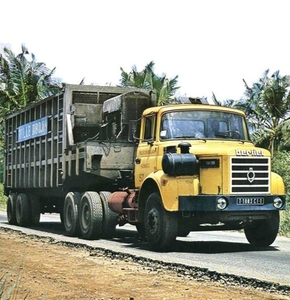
[4,84,286,251]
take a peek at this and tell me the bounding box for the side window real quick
[143,115,155,140]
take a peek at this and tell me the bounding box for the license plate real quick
[237,197,264,205]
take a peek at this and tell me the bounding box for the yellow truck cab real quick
[133,100,285,251]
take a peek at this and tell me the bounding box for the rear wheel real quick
[99,191,118,239]
[79,191,103,239]
[244,211,280,247]
[63,192,81,236]
[30,194,41,225]
[15,193,31,226]
[7,193,17,225]
[144,192,178,251]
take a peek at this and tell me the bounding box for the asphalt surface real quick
[0,210,289,288]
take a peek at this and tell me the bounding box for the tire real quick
[244,211,280,247]
[177,226,191,237]
[99,191,118,239]
[79,191,103,239]
[15,193,31,226]
[30,194,41,225]
[7,193,17,225]
[63,192,81,236]
[144,192,178,251]
[136,223,146,240]
[60,212,64,224]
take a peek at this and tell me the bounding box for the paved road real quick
[0,210,289,286]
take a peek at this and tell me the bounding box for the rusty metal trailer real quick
[4,84,153,233]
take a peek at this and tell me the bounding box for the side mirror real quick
[129,120,140,142]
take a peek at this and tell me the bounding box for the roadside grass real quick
[0,184,5,211]
[280,207,290,237]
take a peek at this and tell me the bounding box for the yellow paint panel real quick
[160,175,200,211]
[200,167,222,194]
[271,172,285,194]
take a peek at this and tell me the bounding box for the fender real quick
[271,172,285,195]
[140,170,200,212]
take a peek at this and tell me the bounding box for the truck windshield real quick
[160,110,249,141]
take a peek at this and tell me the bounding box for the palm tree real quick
[120,61,179,105]
[239,69,290,153]
[0,45,61,182]
[0,44,61,118]
[211,93,236,107]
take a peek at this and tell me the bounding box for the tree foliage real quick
[0,44,61,182]
[271,151,290,236]
[120,61,179,105]
[0,44,61,119]
[233,70,290,153]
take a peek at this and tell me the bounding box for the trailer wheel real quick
[244,211,280,247]
[79,191,103,239]
[15,193,31,226]
[30,195,41,225]
[63,192,81,236]
[99,191,118,239]
[7,193,17,225]
[144,192,178,251]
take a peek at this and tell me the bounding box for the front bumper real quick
[179,195,286,212]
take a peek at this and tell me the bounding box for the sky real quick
[1,0,290,102]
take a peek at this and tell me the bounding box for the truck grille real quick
[230,157,270,194]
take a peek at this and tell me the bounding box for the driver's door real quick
[134,114,158,188]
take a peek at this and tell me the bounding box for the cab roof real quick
[142,103,246,117]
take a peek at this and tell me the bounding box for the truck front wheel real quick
[144,193,178,251]
[79,192,103,239]
[244,211,280,247]
[63,192,81,236]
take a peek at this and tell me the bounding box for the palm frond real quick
[0,44,61,117]
[119,61,179,105]
[241,69,290,152]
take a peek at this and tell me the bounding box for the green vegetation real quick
[0,184,5,211]
[233,70,290,153]
[280,209,290,237]
[0,45,61,117]
[120,61,179,105]
[272,151,290,237]
[0,45,61,183]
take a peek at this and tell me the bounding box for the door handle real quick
[135,157,141,164]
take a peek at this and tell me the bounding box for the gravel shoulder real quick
[0,228,289,300]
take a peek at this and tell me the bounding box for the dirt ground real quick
[0,228,288,300]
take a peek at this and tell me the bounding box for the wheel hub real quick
[147,208,159,234]
[81,203,90,230]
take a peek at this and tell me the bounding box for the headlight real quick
[273,197,283,209]
[217,197,228,210]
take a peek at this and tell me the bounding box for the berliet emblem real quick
[247,167,255,183]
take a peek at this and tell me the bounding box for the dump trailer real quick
[4,84,286,251]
